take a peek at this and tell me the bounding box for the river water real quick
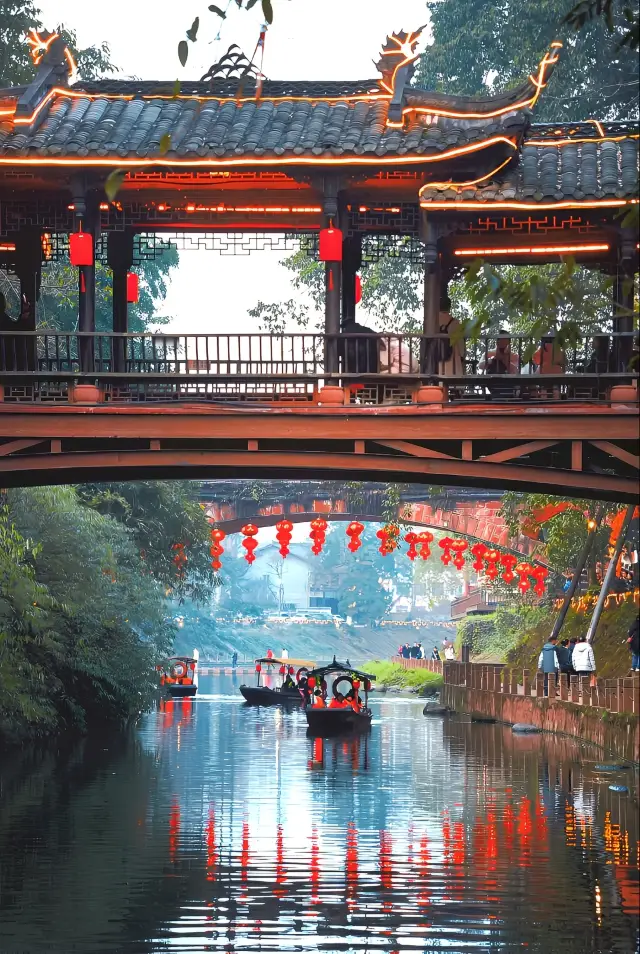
[0,674,638,954]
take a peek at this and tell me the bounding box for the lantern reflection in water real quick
[239,821,250,903]
[310,827,321,906]
[274,825,287,898]
[205,807,217,882]
[345,822,358,908]
[168,799,180,865]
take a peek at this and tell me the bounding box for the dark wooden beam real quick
[590,440,639,470]
[479,440,559,463]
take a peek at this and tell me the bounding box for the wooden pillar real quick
[420,216,441,376]
[323,180,341,374]
[76,197,98,374]
[107,231,134,373]
[13,227,41,372]
[523,669,531,696]
[612,232,636,373]
[341,234,362,328]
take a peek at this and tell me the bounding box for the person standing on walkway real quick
[431,646,441,662]
[231,650,238,668]
[537,634,559,696]
[627,614,640,672]
[572,635,596,678]
[556,638,573,687]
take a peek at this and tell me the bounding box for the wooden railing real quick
[444,661,639,714]
[0,330,636,406]
[393,657,444,674]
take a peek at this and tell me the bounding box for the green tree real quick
[419,0,638,121]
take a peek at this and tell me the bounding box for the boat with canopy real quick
[239,656,316,706]
[158,650,199,698]
[305,658,375,735]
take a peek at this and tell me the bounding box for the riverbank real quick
[368,660,443,695]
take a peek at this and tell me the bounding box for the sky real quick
[37,0,430,334]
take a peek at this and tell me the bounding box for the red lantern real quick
[515,562,534,592]
[307,676,316,689]
[532,565,548,597]
[471,542,488,572]
[355,273,362,304]
[346,520,364,553]
[69,230,94,266]
[126,271,139,303]
[255,663,262,673]
[376,527,390,555]
[450,538,468,570]
[288,666,294,675]
[439,536,454,566]
[241,523,259,564]
[485,548,501,579]
[378,523,400,555]
[276,519,293,558]
[404,532,418,560]
[500,552,518,584]
[309,517,328,556]
[416,530,434,560]
[210,527,226,572]
[319,226,343,262]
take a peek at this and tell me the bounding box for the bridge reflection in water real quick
[0,674,637,953]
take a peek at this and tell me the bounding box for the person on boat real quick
[329,693,346,709]
[312,689,325,708]
[348,693,360,713]
[298,674,309,703]
[282,672,296,691]
[321,678,328,700]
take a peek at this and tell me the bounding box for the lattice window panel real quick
[133,231,317,262]
[346,202,420,235]
[461,215,601,236]
[0,201,74,237]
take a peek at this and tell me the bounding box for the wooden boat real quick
[239,656,316,706]
[305,658,375,736]
[158,650,199,698]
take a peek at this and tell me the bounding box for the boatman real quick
[312,689,325,708]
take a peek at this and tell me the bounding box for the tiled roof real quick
[420,123,639,205]
[0,82,528,162]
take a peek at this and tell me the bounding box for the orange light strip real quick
[526,134,639,146]
[403,47,560,121]
[0,242,16,251]
[588,118,605,137]
[454,243,610,257]
[421,198,638,211]
[0,134,518,168]
[419,156,515,195]
[180,204,322,213]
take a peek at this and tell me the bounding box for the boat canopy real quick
[166,655,197,664]
[254,657,316,667]
[307,657,375,682]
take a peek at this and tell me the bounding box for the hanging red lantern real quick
[532,565,549,597]
[171,542,187,578]
[126,271,139,303]
[288,666,294,675]
[500,552,518,584]
[69,230,94,266]
[275,519,293,558]
[279,664,286,675]
[255,663,262,673]
[439,536,454,566]
[309,517,328,556]
[307,676,316,689]
[484,548,501,580]
[404,532,418,560]
[450,538,468,570]
[380,523,400,555]
[471,542,488,572]
[209,527,226,572]
[515,562,534,592]
[355,273,362,304]
[416,530,434,560]
[319,226,343,262]
[241,523,259,564]
[346,520,364,553]
[376,526,390,555]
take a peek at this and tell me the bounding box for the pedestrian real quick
[231,650,238,668]
[556,638,573,687]
[444,644,456,661]
[431,645,441,662]
[281,647,289,660]
[479,330,520,401]
[626,614,640,672]
[537,634,559,696]
[417,642,424,659]
[572,635,596,679]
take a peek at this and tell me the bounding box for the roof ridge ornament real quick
[14,28,77,123]
[375,27,426,127]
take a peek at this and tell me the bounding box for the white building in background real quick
[246,543,314,612]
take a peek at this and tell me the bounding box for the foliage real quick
[563,0,639,51]
[367,660,443,693]
[318,524,397,623]
[420,0,639,121]
[0,487,174,742]
[457,606,548,659]
[500,493,619,574]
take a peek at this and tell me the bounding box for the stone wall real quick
[442,684,640,763]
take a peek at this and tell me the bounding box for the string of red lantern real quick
[346,520,364,553]
[172,542,187,578]
[532,565,548,596]
[439,536,454,566]
[377,523,400,556]
[515,561,534,592]
[275,519,293,557]
[416,530,434,560]
[484,549,501,580]
[471,542,488,571]
[404,532,418,560]
[210,527,225,573]
[450,538,468,570]
[500,552,518,583]
[241,523,259,564]
[310,517,328,555]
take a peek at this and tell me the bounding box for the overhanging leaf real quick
[104,169,126,202]
[209,4,227,15]
[262,0,274,24]
[186,16,200,42]
[178,40,188,67]
[172,78,181,98]
[159,133,172,155]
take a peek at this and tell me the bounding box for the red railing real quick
[393,657,443,674]
[443,661,639,713]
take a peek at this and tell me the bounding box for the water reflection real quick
[0,675,637,953]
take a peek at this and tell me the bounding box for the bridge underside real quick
[0,404,637,501]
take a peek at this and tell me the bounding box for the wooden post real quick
[621,678,634,713]
[523,669,531,696]
[587,506,635,644]
[559,674,568,701]
[548,673,557,699]
[534,672,544,697]
[322,182,341,375]
[420,216,441,376]
[12,227,41,372]
[107,230,134,373]
[570,675,580,703]
[612,242,635,373]
[76,197,98,374]
[341,234,362,326]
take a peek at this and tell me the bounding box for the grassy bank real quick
[368,661,443,694]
